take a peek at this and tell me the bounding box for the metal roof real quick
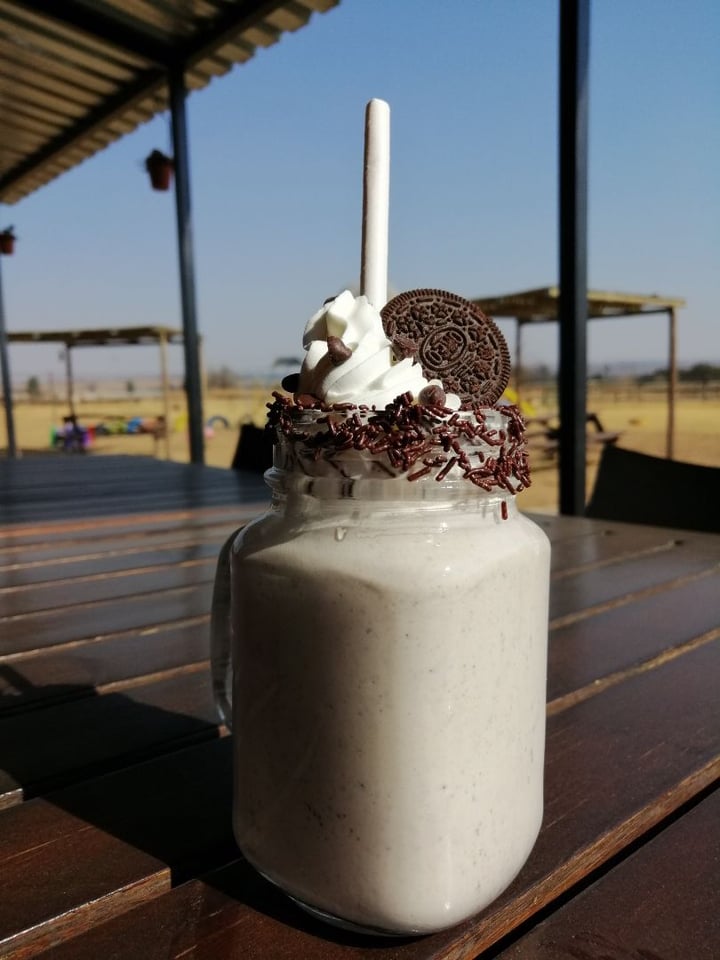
[472,286,685,323]
[0,0,340,205]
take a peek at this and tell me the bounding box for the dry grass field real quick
[2,382,718,513]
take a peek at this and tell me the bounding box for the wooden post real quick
[667,307,676,459]
[159,331,171,460]
[515,319,523,403]
[65,344,76,419]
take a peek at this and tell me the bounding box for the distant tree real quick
[680,363,720,383]
[126,379,135,394]
[26,375,41,398]
[636,368,669,385]
[207,366,238,389]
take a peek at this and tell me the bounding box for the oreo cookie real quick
[381,289,511,406]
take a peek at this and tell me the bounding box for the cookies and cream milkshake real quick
[212,288,551,934]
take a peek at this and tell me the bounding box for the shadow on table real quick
[0,664,415,951]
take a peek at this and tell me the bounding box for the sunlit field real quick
[2,382,718,513]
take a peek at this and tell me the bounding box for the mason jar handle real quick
[209,527,243,730]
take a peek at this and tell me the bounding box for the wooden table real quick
[1,456,719,959]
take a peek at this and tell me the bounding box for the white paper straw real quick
[360,98,390,310]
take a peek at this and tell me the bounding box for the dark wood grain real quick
[0,669,221,807]
[0,558,216,615]
[0,582,214,655]
[0,508,242,550]
[548,524,676,572]
[0,456,260,490]
[549,541,719,623]
[0,456,268,525]
[15,638,720,960]
[0,738,237,959]
[548,569,720,705]
[0,619,211,714]
[494,788,720,960]
[0,537,225,587]
[0,831,170,960]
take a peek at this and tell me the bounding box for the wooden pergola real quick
[6,325,188,459]
[472,287,686,459]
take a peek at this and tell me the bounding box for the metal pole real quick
[666,307,676,459]
[558,0,590,515]
[0,256,18,458]
[169,65,204,464]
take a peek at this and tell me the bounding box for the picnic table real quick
[525,412,622,459]
[1,455,718,959]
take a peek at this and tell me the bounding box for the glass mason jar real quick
[210,406,550,936]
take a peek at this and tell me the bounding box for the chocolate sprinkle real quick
[267,392,531,494]
[381,289,511,407]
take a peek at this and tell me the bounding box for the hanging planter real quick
[0,226,16,255]
[144,150,174,191]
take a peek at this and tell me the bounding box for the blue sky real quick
[2,0,719,381]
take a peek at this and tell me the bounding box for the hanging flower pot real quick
[0,226,16,255]
[144,150,174,191]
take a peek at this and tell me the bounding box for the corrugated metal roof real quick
[472,287,686,322]
[0,0,340,204]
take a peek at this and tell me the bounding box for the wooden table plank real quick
[0,669,221,807]
[547,523,677,572]
[548,569,720,706]
[0,506,248,549]
[0,832,170,960]
[0,458,268,525]
[0,582,214,656]
[549,541,719,622]
[0,620,210,715]
[0,560,218,619]
[0,738,236,959]
[0,558,216,616]
[0,535,226,585]
[7,638,720,960]
[494,788,720,960]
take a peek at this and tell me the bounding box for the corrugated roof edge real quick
[0,0,340,205]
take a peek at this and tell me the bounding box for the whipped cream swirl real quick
[297,290,461,410]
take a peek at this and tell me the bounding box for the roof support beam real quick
[558,0,590,515]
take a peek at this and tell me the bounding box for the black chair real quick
[585,444,720,533]
[230,423,274,473]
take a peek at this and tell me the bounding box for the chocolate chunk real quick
[281,372,300,393]
[327,335,352,366]
[419,384,446,407]
[381,289,511,406]
[392,334,419,361]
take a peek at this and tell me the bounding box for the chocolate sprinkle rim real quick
[266,391,531,493]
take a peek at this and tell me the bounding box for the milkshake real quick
[212,289,550,934]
